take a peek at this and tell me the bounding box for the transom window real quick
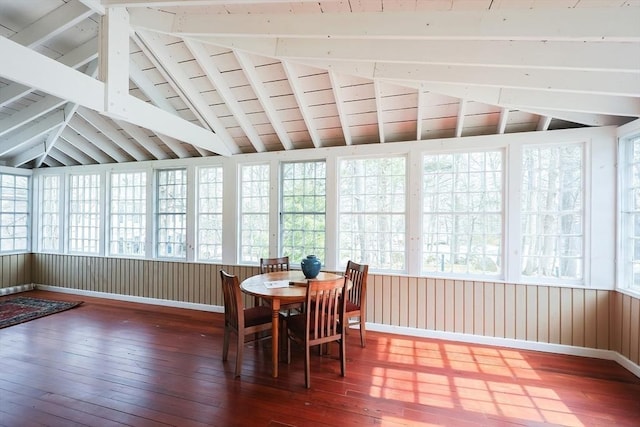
[110,171,146,257]
[0,173,29,252]
[69,173,100,254]
[422,151,503,276]
[280,160,326,263]
[156,169,186,259]
[338,156,406,271]
[521,143,584,282]
[197,166,223,261]
[240,164,270,263]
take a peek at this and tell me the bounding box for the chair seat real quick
[345,300,359,313]
[245,305,273,327]
[284,311,342,337]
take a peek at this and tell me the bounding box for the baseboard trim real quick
[0,283,35,296]
[35,284,224,313]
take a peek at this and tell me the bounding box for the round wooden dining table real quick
[240,270,344,378]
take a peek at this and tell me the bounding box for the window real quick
[240,164,269,263]
[40,175,60,252]
[281,160,326,263]
[521,143,583,282]
[69,173,100,254]
[197,166,223,261]
[338,156,406,271]
[156,169,186,259]
[422,151,503,276]
[110,171,146,257]
[620,134,640,290]
[0,173,29,252]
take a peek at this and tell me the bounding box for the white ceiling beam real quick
[101,7,131,117]
[61,128,114,163]
[416,84,424,140]
[327,70,352,146]
[53,139,96,165]
[47,147,79,167]
[105,0,319,5]
[155,134,191,158]
[537,116,552,131]
[10,144,50,168]
[10,0,94,48]
[0,36,231,156]
[0,111,64,157]
[155,8,640,42]
[43,156,64,168]
[497,108,509,134]
[281,61,321,148]
[233,51,293,150]
[66,117,129,162]
[133,30,238,155]
[456,100,466,138]
[200,37,640,73]
[78,0,105,15]
[75,107,148,161]
[0,95,66,137]
[184,39,266,153]
[114,119,169,160]
[35,103,81,168]
[374,80,385,143]
[315,60,638,97]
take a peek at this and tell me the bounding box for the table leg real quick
[271,299,280,378]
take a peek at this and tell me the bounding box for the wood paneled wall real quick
[31,254,640,368]
[0,253,32,289]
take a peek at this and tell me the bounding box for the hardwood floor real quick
[1,290,639,427]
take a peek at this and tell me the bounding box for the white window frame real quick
[239,163,270,264]
[68,172,102,255]
[39,174,62,253]
[0,172,30,253]
[109,170,147,258]
[156,168,187,260]
[197,165,224,262]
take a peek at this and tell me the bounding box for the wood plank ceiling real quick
[0,0,638,168]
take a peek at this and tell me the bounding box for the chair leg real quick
[235,331,244,377]
[304,341,311,389]
[222,326,230,361]
[360,316,366,348]
[340,338,346,377]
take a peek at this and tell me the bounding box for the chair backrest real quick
[305,277,348,344]
[260,256,290,274]
[344,260,369,308]
[220,270,243,331]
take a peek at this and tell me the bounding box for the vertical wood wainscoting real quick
[0,253,33,293]
[32,254,640,371]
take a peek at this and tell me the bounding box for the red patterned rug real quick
[0,296,83,329]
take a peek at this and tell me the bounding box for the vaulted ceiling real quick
[0,0,638,169]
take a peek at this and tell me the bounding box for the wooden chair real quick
[220,270,273,377]
[259,256,302,314]
[344,260,369,347]
[282,277,348,388]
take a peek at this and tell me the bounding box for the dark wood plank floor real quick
[1,290,639,427]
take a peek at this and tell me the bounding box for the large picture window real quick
[69,173,100,254]
[0,173,29,252]
[197,166,223,261]
[240,164,270,263]
[521,143,584,282]
[620,134,640,290]
[281,160,326,263]
[422,151,503,276]
[40,175,60,252]
[338,156,406,271]
[110,171,146,257]
[156,169,186,259]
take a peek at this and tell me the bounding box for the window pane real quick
[40,175,60,251]
[198,166,223,261]
[69,173,100,254]
[422,151,503,276]
[339,157,405,271]
[156,169,186,259]
[281,161,326,263]
[110,171,146,257]
[621,135,640,289]
[240,164,269,263]
[521,144,583,280]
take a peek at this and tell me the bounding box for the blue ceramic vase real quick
[301,255,321,279]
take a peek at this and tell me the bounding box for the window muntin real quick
[110,171,146,257]
[281,160,326,263]
[240,164,270,263]
[156,169,186,259]
[69,173,100,254]
[422,151,503,276]
[620,135,640,290]
[521,143,584,281]
[197,166,223,261]
[0,174,29,252]
[338,156,406,271]
[40,175,60,252]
